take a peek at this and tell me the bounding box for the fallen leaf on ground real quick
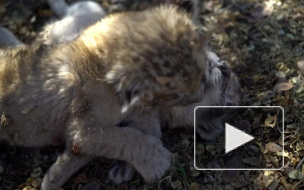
[273,81,293,93]
[223,156,244,183]
[190,182,200,190]
[264,114,277,128]
[30,168,42,178]
[171,180,182,190]
[288,170,304,179]
[82,182,101,190]
[74,173,88,184]
[280,177,292,190]
[266,178,279,190]
[196,144,205,155]
[242,157,261,167]
[296,142,304,151]
[265,142,283,152]
[296,60,304,77]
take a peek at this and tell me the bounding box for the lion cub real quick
[0,5,206,190]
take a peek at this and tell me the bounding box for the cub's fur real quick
[0,5,206,189]
[37,0,200,45]
[0,0,241,185]
[39,0,106,45]
[109,51,241,184]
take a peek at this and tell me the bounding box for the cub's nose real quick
[217,60,231,79]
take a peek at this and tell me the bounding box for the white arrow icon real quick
[225,123,254,154]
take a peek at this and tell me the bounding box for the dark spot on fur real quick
[166,72,174,77]
[182,71,189,78]
[116,119,132,127]
[152,61,161,72]
[164,61,170,68]
[171,93,179,99]
[125,90,132,103]
[29,105,39,111]
[201,75,207,84]
[132,57,140,63]
[133,89,139,97]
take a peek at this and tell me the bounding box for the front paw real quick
[132,135,172,183]
[108,160,135,184]
[41,166,63,190]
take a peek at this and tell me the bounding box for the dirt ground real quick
[0,0,304,189]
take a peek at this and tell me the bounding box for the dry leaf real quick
[181,138,189,147]
[276,151,290,158]
[171,180,182,190]
[296,142,304,151]
[297,60,304,77]
[280,177,292,190]
[266,178,279,190]
[30,168,42,178]
[74,173,88,184]
[273,81,293,93]
[191,170,200,177]
[82,182,101,190]
[276,62,290,72]
[223,170,240,184]
[190,182,200,190]
[242,157,261,167]
[251,4,273,19]
[263,172,279,190]
[264,114,277,128]
[288,170,304,179]
[22,186,32,190]
[234,120,251,133]
[156,76,171,84]
[196,144,205,155]
[265,142,283,152]
[223,156,244,183]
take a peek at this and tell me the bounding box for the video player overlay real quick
[194,106,284,170]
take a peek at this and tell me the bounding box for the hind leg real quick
[41,149,90,190]
[109,111,162,184]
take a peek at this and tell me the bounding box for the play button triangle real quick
[225,123,254,154]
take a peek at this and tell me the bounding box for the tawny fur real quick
[37,0,200,45]
[109,52,241,184]
[0,6,206,189]
[0,0,241,185]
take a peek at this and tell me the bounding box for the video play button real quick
[225,123,254,154]
[194,106,284,170]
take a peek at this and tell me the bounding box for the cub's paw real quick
[109,160,135,184]
[41,165,64,190]
[132,135,172,183]
[41,151,89,190]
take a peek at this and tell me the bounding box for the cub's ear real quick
[160,0,200,21]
